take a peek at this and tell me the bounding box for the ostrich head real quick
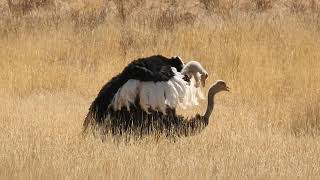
[210,80,230,93]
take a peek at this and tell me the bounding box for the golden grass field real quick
[1,0,320,179]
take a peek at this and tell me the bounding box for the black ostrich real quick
[83,55,228,137]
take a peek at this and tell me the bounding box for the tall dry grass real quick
[1,0,320,179]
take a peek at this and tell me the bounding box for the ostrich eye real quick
[218,82,225,86]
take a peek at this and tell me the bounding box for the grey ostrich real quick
[181,61,208,87]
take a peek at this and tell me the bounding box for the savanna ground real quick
[1,0,320,179]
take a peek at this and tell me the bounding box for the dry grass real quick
[1,0,320,179]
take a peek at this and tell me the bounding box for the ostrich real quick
[83,55,220,136]
[181,61,208,88]
[84,55,184,125]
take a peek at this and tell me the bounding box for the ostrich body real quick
[86,55,184,124]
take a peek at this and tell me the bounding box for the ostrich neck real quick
[179,86,218,137]
[203,87,217,122]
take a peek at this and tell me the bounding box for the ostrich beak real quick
[224,86,230,92]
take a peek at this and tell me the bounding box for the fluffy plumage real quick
[86,55,184,124]
[110,67,203,115]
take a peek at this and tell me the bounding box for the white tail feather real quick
[154,81,167,114]
[139,82,152,113]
